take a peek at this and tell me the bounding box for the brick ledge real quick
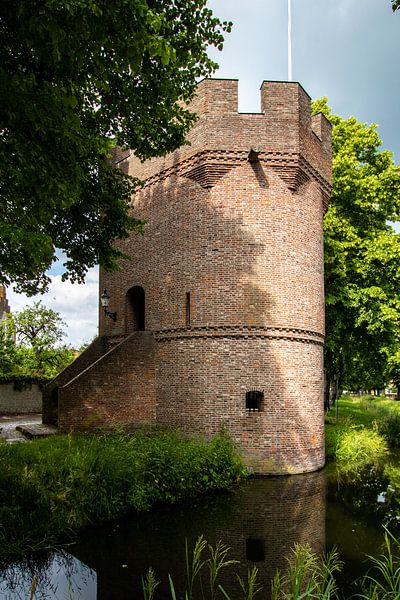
[154,325,324,346]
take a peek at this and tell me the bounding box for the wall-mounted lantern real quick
[100,289,117,322]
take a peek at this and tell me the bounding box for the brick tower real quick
[43,79,331,475]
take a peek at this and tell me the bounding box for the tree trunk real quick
[331,376,340,407]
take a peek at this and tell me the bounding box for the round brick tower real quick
[98,79,332,474]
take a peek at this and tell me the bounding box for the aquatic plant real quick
[271,544,342,600]
[234,566,262,600]
[359,529,400,600]
[144,536,260,600]
[185,535,208,600]
[141,537,340,600]
[142,567,159,600]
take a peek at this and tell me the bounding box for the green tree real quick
[14,302,66,348]
[0,0,231,294]
[312,99,400,401]
[0,302,75,379]
[393,0,400,11]
[13,301,68,373]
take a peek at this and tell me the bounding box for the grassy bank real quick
[0,430,246,560]
[325,395,400,476]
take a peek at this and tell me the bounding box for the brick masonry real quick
[43,79,332,475]
[0,381,42,414]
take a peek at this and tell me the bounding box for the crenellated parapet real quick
[125,79,331,210]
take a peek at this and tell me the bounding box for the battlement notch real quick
[191,78,238,116]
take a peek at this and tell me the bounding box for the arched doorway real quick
[126,286,145,332]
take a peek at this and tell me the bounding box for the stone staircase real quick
[0,415,57,443]
[107,334,128,350]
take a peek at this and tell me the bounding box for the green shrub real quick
[0,431,247,559]
[325,396,394,478]
[378,412,400,448]
[334,426,387,476]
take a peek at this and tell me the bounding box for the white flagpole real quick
[288,0,293,81]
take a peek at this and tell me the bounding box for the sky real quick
[7,0,400,347]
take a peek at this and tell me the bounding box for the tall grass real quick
[142,533,400,600]
[359,529,400,600]
[334,426,387,476]
[325,396,390,478]
[0,431,246,560]
[271,544,342,600]
[143,536,257,600]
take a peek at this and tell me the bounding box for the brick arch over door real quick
[125,286,145,332]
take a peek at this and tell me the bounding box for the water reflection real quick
[2,465,400,599]
[0,552,96,599]
[73,471,325,599]
[0,471,327,599]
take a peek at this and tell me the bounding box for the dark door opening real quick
[50,387,59,426]
[126,286,145,332]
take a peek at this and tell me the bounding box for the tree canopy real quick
[311,99,400,397]
[0,302,74,379]
[393,0,400,11]
[0,0,231,294]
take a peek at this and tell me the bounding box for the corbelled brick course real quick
[44,79,332,474]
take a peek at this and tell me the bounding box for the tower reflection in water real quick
[75,471,326,599]
[0,471,325,599]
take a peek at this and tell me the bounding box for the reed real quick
[141,537,341,600]
[359,529,400,600]
[143,537,252,600]
[270,544,342,600]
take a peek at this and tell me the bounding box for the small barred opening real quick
[246,538,265,562]
[246,390,264,412]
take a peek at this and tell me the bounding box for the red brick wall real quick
[58,332,156,431]
[156,337,324,474]
[63,79,332,474]
[42,336,108,424]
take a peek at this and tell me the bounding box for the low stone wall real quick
[0,381,42,414]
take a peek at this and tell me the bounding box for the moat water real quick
[1,466,399,600]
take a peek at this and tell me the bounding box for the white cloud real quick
[7,266,99,348]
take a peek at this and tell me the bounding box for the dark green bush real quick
[0,431,246,559]
[378,412,400,448]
